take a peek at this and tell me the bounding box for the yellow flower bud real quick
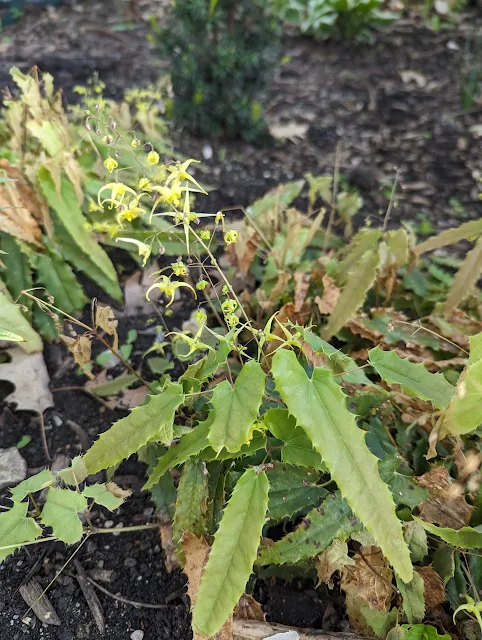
[224,230,239,245]
[103,157,118,174]
[147,150,160,166]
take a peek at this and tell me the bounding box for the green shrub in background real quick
[274,0,398,40]
[152,0,281,141]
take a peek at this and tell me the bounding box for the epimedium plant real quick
[151,0,281,141]
[3,141,482,638]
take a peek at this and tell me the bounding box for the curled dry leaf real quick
[415,566,445,610]
[418,465,472,529]
[233,595,265,622]
[0,349,54,414]
[0,159,44,246]
[315,275,340,316]
[160,520,181,573]
[340,546,393,612]
[61,334,94,379]
[95,305,119,352]
[105,481,132,502]
[294,271,310,314]
[315,539,355,589]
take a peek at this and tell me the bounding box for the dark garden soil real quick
[1,0,482,638]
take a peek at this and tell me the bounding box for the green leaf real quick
[0,501,42,560]
[143,414,213,490]
[192,468,269,637]
[432,546,454,585]
[173,460,209,561]
[34,248,88,315]
[266,463,327,522]
[57,456,88,487]
[40,487,87,544]
[82,482,130,511]
[88,374,139,397]
[257,492,358,565]
[208,361,265,453]
[402,624,451,640]
[249,180,304,220]
[52,217,122,302]
[361,606,398,637]
[38,169,120,300]
[443,236,482,316]
[338,228,382,281]
[272,350,412,582]
[0,232,33,314]
[83,383,184,474]
[469,332,482,365]
[396,572,425,623]
[439,360,482,437]
[179,332,232,383]
[369,346,455,410]
[414,218,482,256]
[379,456,429,509]
[404,521,428,563]
[263,407,321,468]
[0,286,42,352]
[10,470,55,501]
[0,328,25,343]
[415,518,482,548]
[322,249,380,340]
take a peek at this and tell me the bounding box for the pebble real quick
[0,448,27,490]
[130,631,144,640]
[103,520,114,528]
[124,557,137,568]
[201,144,213,160]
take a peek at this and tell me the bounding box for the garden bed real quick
[1,2,482,640]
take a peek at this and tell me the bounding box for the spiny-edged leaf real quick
[257,492,359,565]
[272,350,412,582]
[469,332,482,365]
[0,285,42,352]
[83,384,184,475]
[415,518,482,548]
[443,236,482,316]
[369,346,454,410]
[52,216,122,302]
[402,624,451,640]
[361,606,398,638]
[297,325,371,385]
[0,232,33,314]
[263,407,321,468]
[179,334,232,383]
[208,361,265,453]
[34,246,87,315]
[88,373,138,397]
[338,228,382,282]
[414,218,482,256]
[379,456,429,509]
[143,413,212,490]
[266,462,327,522]
[396,572,425,624]
[249,180,304,220]
[57,456,88,487]
[321,249,380,340]
[173,460,209,561]
[40,487,87,544]
[0,501,42,560]
[404,521,428,563]
[380,228,409,270]
[192,468,269,637]
[10,470,55,501]
[438,360,482,438]
[82,482,131,511]
[432,546,454,585]
[38,169,120,299]
[200,431,267,462]
[0,328,25,342]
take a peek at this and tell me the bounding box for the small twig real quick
[38,411,51,463]
[323,141,342,252]
[65,419,92,451]
[382,170,400,232]
[86,577,174,610]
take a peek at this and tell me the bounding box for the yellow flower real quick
[151,184,182,207]
[138,177,152,191]
[146,275,196,308]
[115,238,151,266]
[194,310,207,325]
[98,182,137,209]
[104,157,118,174]
[131,137,141,148]
[166,159,207,193]
[116,206,146,227]
[147,150,160,166]
[224,230,239,245]
[171,261,188,277]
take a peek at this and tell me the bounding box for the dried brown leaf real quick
[315,275,340,315]
[415,566,445,610]
[0,160,43,246]
[294,271,310,314]
[315,539,355,589]
[61,334,94,379]
[418,466,472,529]
[233,595,265,622]
[161,521,181,573]
[341,546,393,612]
[118,386,148,409]
[95,305,118,352]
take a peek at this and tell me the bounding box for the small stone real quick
[130,631,144,640]
[124,558,137,568]
[0,448,27,490]
[103,520,114,528]
[201,144,213,160]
